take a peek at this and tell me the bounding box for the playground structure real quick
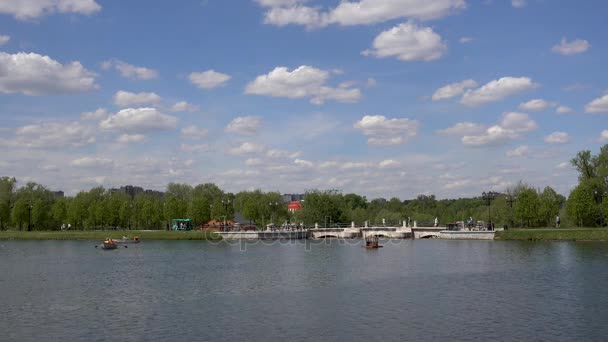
[172,218,193,231]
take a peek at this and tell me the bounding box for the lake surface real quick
[2,239,608,341]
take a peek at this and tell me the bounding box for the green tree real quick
[567,182,597,227]
[515,188,540,227]
[298,190,344,226]
[51,198,68,227]
[538,186,562,227]
[11,198,29,230]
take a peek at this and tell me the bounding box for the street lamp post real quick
[506,195,516,229]
[482,192,496,230]
[269,202,278,228]
[27,203,33,232]
[221,199,230,231]
[324,215,331,228]
[595,190,606,227]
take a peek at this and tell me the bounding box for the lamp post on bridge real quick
[324,215,331,228]
[221,199,231,231]
[482,191,496,230]
[506,195,516,230]
[595,190,606,227]
[27,203,33,232]
[269,202,278,228]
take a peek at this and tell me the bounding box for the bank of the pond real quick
[496,228,608,241]
[0,230,222,240]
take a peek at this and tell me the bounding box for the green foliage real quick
[515,188,540,227]
[567,181,598,227]
[538,186,563,227]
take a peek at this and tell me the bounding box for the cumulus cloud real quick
[0,0,101,20]
[0,121,95,149]
[181,125,208,140]
[229,142,264,155]
[294,159,313,167]
[379,159,401,169]
[544,131,570,144]
[459,37,473,43]
[518,98,552,111]
[436,122,486,136]
[461,112,537,147]
[100,107,178,133]
[70,156,113,169]
[511,0,526,8]
[354,115,419,146]
[101,59,158,80]
[0,52,97,95]
[260,0,466,28]
[245,65,361,104]
[432,79,477,100]
[500,112,538,132]
[113,90,161,107]
[116,134,147,144]
[585,95,608,113]
[460,76,539,106]
[552,38,591,56]
[556,162,570,169]
[0,35,9,46]
[599,130,608,143]
[189,70,231,89]
[181,143,210,153]
[81,108,108,121]
[224,116,262,135]
[171,101,199,113]
[556,105,572,114]
[506,145,529,157]
[266,149,300,159]
[362,21,447,62]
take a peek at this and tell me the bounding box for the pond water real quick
[2,239,608,341]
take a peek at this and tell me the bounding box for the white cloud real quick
[245,65,361,104]
[556,162,570,169]
[245,158,264,166]
[552,38,591,56]
[229,142,264,155]
[0,121,96,149]
[181,125,208,140]
[511,0,526,8]
[461,113,536,147]
[544,131,570,144]
[81,108,108,121]
[101,60,158,80]
[519,98,551,111]
[362,21,447,62]
[225,116,262,135]
[379,159,401,169]
[354,115,419,146]
[585,95,608,113]
[599,130,608,143]
[459,37,473,43]
[460,77,539,106]
[0,35,9,46]
[500,112,537,132]
[70,156,113,169]
[181,143,210,153]
[556,105,572,114]
[462,125,518,147]
[294,159,313,167]
[437,122,486,136]
[506,145,529,157]
[116,134,147,144]
[432,79,477,100]
[113,90,161,107]
[366,78,377,88]
[260,0,466,28]
[266,149,300,159]
[171,101,199,112]
[0,52,97,95]
[189,70,231,89]
[100,107,178,133]
[0,0,101,20]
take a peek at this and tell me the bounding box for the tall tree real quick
[515,188,540,227]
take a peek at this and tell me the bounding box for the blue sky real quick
[0,0,607,198]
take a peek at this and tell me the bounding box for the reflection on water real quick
[2,239,608,341]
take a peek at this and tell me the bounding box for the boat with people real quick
[101,238,118,250]
[115,236,141,244]
[364,235,383,249]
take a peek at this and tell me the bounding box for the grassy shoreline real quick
[0,230,222,241]
[496,228,608,241]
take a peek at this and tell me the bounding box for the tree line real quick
[0,145,606,230]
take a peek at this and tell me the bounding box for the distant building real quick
[110,185,163,199]
[282,193,305,203]
[288,201,302,213]
[51,191,64,199]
